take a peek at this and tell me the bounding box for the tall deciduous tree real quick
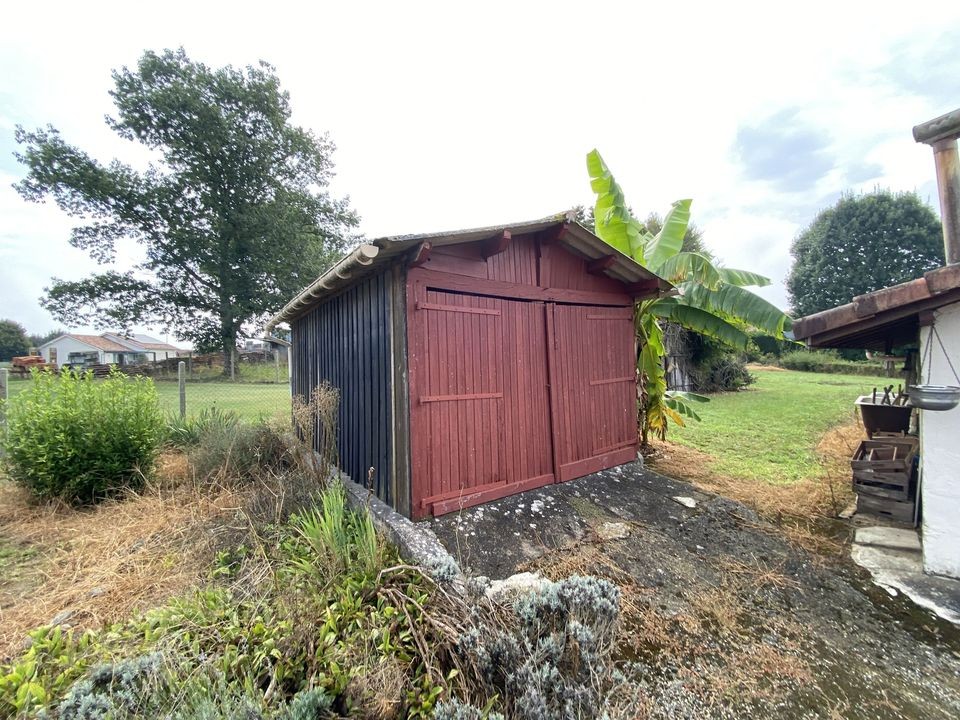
[586,150,791,443]
[15,49,359,361]
[0,320,29,361]
[787,191,943,317]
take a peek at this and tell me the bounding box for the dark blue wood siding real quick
[291,271,393,504]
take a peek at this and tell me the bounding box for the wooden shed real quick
[272,212,669,519]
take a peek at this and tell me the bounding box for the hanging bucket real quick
[907,384,960,411]
[914,325,960,411]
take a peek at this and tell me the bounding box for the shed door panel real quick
[410,290,554,517]
[550,305,637,481]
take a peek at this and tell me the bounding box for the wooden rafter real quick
[539,224,569,245]
[409,241,432,268]
[587,254,617,274]
[482,230,512,259]
[625,280,661,298]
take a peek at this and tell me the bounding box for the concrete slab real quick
[854,526,922,553]
[851,526,960,625]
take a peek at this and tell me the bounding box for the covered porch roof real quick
[792,265,960,350]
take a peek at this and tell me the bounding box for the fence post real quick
[230,349,236,382]
[274,350,280,384]
[178,361,186,419]
[0,367,8,455]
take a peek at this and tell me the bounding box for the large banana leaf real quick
[717,267,771,287]
[586,149,646,262]
[645,199,692,271]
[656,251,722,289]
[679,282,791,336]
[650,298,750,350]
[665,391,710,422]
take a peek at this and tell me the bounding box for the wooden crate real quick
[850,438,917,501]
[856,493,916,524]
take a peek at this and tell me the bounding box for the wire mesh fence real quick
[0,353,292,425]
[161,351,292,420]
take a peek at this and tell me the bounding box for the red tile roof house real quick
[37,333,183,368]
[793,108,960,580]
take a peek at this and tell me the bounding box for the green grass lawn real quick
[4,377,291,421]
[668,367,893,484]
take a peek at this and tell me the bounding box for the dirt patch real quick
[746,363,787,371]
[0,450,308,658]
[432,463,960,719]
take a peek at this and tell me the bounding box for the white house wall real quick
[920,300,960,578]
[41,337,103,366]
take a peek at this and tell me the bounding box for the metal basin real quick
[907,385,960,411]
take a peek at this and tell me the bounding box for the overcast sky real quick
[1,1,957,343]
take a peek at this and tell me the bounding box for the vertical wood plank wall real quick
[291,271,393,504]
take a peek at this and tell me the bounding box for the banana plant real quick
[587,149,792,443]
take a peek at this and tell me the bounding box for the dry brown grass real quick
[647,423,862,556]
[0,450,255,658]
[529,542,814,711]
[745,363,787,372]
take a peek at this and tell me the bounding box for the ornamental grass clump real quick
[3,369,164,503]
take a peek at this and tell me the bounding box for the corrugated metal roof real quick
[792,265,960,349]
[271,211,669,326]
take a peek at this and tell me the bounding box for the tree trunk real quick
[220,313,236,378]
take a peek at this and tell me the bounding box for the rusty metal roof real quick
[68,334,135,352]
[271,211,670,326]
[792,265,960,350]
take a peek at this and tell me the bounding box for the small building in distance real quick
[38,333,183,368]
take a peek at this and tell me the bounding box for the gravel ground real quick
[430,463,960,719]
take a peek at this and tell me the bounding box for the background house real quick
[39,333,183,367]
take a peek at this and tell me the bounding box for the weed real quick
[289,481,385,581]
[187,420,289,484]
[164,408,241,449]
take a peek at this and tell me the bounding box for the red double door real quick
[410,288,637,517]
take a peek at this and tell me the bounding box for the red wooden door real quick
[548,304,638,481]
[409,289,554,518]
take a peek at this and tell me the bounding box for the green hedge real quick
[2,369,165,503]
[778,349,886,376]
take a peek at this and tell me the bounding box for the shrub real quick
[748,333,795,360]
[187,419,289,483]
[684,333,754,392]
[451,575,621,719]
[3,370,164,503]
[691,354,755,393]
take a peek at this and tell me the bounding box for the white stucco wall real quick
[40,337,104,366]
[919,301,960,578]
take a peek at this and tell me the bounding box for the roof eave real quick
[270,213,671,325]
[793,265,960,349]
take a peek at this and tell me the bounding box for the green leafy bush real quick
[2,370,164,503]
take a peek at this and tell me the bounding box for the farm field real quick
[4,377,291,420]
[664,367,892,484]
